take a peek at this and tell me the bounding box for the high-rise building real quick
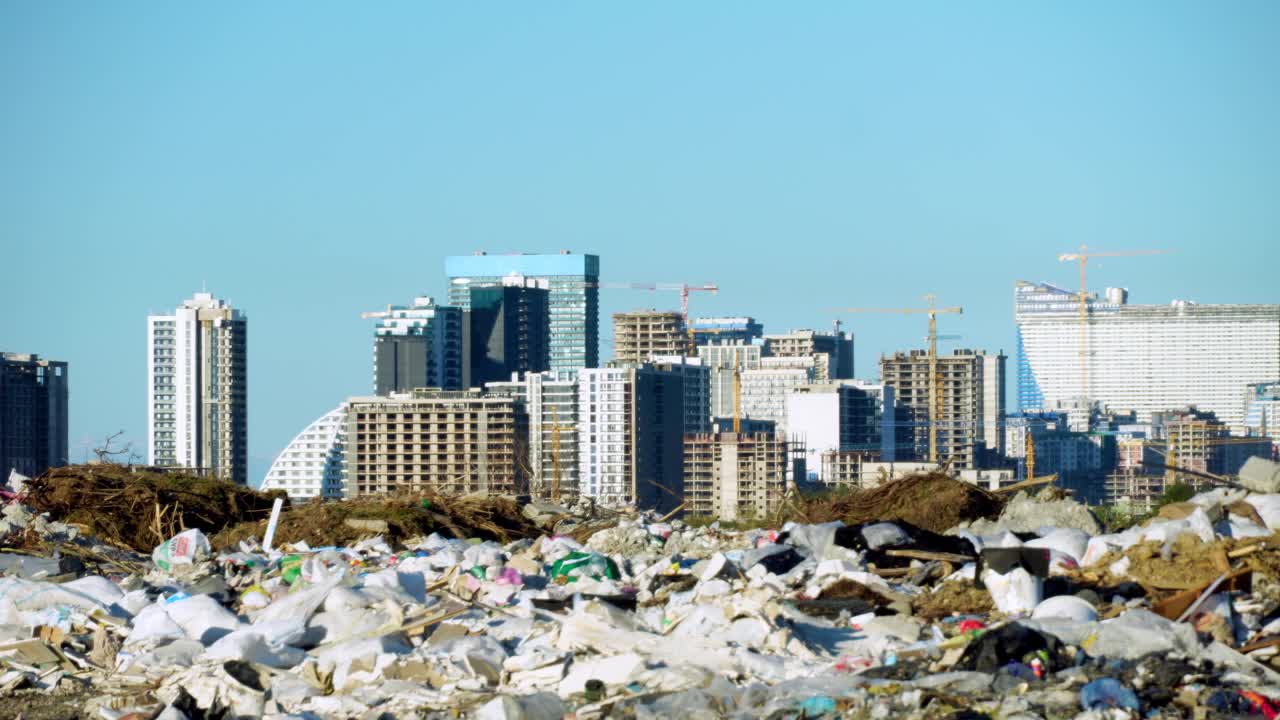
[1015,281,1280,432]
[343,389,527,497]
[684,432,789,521]
[577,366,684,513]
[786,382,893,480]
[485,372,579,500]
[446,252,599,378]
[739,366,814,437]
[613,310,686,364]
[698,342,764,421]
[690,317,764,346]
[648,356,711,435]
[261,403,348,500]
[147,292,247,484]
[879,348,1006,470]
[370,296,466,394]
[1,353,68,479]
[1160,409,1273,484]
[468,284,550,387]
[763,329,854,381]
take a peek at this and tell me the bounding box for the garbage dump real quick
[6,466,1280,719]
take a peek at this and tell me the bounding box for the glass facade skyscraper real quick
[1015,280,1280,433]
[446,253,599,378]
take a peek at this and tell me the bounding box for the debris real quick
[7,463,1280,718]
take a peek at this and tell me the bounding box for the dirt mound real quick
[912,581,995,620]
[211,492,541,550]
[23,465,285,553]
[786,472,1004,533]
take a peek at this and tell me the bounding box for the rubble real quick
[6,466,1280,718]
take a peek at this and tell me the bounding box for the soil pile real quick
[23,465,285,553]
[787,472,1004,533]
[211,492,541,550]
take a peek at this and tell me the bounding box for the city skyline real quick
[4,4,1277,483]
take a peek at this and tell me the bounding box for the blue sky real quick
[3,2,1277,485]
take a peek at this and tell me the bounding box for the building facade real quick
[468,284,550,387]
[485,372,579,500]
[261,403,348,500]
[879,348,1005,470]
[1015,281,1280,432]
[0,353,68,479]
[698,342,764,421]
[649,356,711,435]
[763,329,854,381]
[613,310,686,364]
[786,383,885,481]
[684,432,789,521]
[446,252,599,378]
[577,366,684,512]
[370,296,466,394]
[690,316,764,346]
[343,389,526,497]
[739,366,814,437]
[147,292,247,484]
[1244,382,1280,440]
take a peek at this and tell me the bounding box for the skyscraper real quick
[147,292,247,484]
[1015,281,1280,432]
[446,252,599,378]
[369,296,466,394]
[468,283,550,387]
[1,353,68,479]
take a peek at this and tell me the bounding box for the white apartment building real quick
[698,342,763,420]
[147,292,247,484]
[1016,281,1280,433]
[261,403,348,500]
[739,366,814,437]
[485,372,580,499]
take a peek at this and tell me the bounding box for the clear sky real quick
[3,2,1277,485]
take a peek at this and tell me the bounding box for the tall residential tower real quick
[147,292,247,484]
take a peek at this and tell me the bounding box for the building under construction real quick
[343,389,527,497]
[612,310,687,364]
[484,372,578,500]
[879,348,1005,470]
[684,432,792,521]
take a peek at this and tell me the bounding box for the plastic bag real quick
[982,567,1042,614]
[550,552,620,582]
[152,529,211,572]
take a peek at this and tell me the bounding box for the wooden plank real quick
[883,549,973,564]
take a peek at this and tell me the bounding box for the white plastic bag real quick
[164,594,243,645]
[152,529,211,572]
[982,567,1042,614]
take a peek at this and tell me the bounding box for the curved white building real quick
[261,403,348,500]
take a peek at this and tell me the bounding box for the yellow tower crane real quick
[1056,246,1172,406]
[548,405,576,502]
[832,294,963,463]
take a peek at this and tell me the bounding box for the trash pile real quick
[5,462,1280,719]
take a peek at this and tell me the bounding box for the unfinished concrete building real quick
[684,432,790,521]
[763,329,854,381]
[820,450,879,488]
[484,372,579,500]
[613,310,687,364]
[343,389,527,497]
[879,348,1005,470]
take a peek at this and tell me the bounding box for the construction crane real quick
[596,282,719,355]
[1057,246,1172,406]
[548,405,576,502]
[1026,432,1036,484]
[832,294,963,463]
[732,359,743,434]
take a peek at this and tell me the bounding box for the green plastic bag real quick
[549,552,620,582]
